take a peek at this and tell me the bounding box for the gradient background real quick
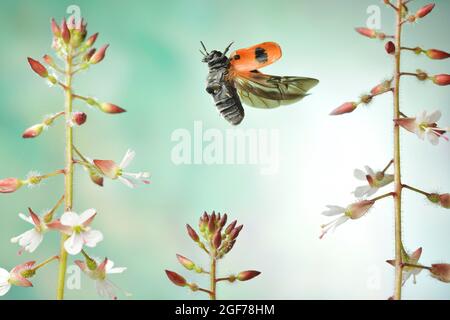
[0,0,449,300]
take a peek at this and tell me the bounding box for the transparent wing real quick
[233,71,319,109]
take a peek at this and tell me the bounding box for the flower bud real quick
[225,220,237,234]
[212,230,222,249]
[329,102,358,116]
[60,18,71,44]
[360,94,372,105]
[50,18,61,37]
[219,213,228,227]
[0,178,23,193]
[176,254,195,271]
[72,112,87,126]
[27,58,48,78]
[428,193,450,209]
[165,270,187,287]
[88,169,104,187]
[430,263,450,283]
[385,41,395,54]
[42,54,56,68]
[394,117,416,133]
[186,224,199,242]
[85,32,99,47]
[425,49,450,60]
[22,124,44,139]
[432,74,450,86]
[355,27,377,39]
[347,200,375,219]
[90,44,109,64]
[229,224,243,240]
[415,3,435,19]
[98,102,126,114]
[208,214,216,233]
[237,270,261,281]
[224,240,236,254]
[371,80,392,95]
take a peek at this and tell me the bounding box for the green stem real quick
[402,184,430,197]
[33,256,59,271]
[56,48,74,300]
[371,192,395,202]
[402,263,431,271]
[393,0,404,300]
[382,159,394,174]
[210,253,217,300]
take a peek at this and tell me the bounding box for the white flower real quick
[396,110,448,145]
[75,258,129,300]
[353,166,394,198]
[0,268,11,296]
[320,200,374,239]
[60,209,103,255]
[387,247,423,286]
[11,209,47,254]
[94,149,150,188]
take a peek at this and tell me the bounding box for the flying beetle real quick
[200,41,319,125]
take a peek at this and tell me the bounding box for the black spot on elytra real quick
[255,47,268,63]
[233,54,240,60]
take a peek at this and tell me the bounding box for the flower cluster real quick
[323,1,449,299]
[165,211,261,299]
[0,14,149,299]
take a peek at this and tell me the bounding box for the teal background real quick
[0,0,449,299]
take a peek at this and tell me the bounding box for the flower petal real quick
[119,149,135,169]
[79,208,97,226]
[118,176,135,188]
[353,185,371,198]
[18,213,34,225]
[61,211,80,227]
[64,232,84,255]
[426,110,441,124]
[0,268,10,283]
[0,283,11,296]
[353,169,366,180]
[322,205,345,216]
[364,166,375,176]
[82,230,103,248]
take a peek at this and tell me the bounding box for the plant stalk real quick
[393,0,404,300]
[56,48,74,300]
[210,253,217,300]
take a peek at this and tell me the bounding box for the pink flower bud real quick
[237,270,261,281]
[88,169,104,187]
[176,254,195,270]
[425,49,450,60]
[85,32,99,47]
[93,160,119,179]
[165,270,187,287]
[229,224,243,240]
[27,58,48,78]
[51,18,61,37]
[90,44,109,64]
[355,27,377,39]
[99,102,126,114]
[225,220,237,234]
[186,224,199,242]
[415,3,435,19]
[72,112,87,126]
[432,74,450,86]
[394,117,416,133]
[60,18,71,44]
[219,213,228,227]
[385,41,395,54]
[371,80,392,95]
[329,102,358,116]
[0,178,23,193]
[430,263,450,283]
[42,54,55,67]
[22,124,44,138]
[438,193,449,209]
[212,230,222,249]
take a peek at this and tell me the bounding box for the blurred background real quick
[0,0,448,300]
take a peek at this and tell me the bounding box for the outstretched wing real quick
[229,42,282,72]
[232,70,319,109]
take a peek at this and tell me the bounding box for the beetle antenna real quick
[223,42,234,55]
[199,49,206,57]
[200,41,208,55]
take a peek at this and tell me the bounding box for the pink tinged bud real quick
[165,270,187,287]
[371,80,392,95]
[176,254,195,270]
[22,124,44,139]
[432,74,450,86]
[225,220,237,234]
[385,41,395,54]
[98,258,108,273]
[42,54,55,67]
[99,102,126,114]
[74,260,87,272]
[89,170,104,187]
[415,3,435,19]
[84,48,96,61]
[27,57,48,78]
[90,44,109,64]
[355,27,377,39]
[394,117,416,133]
[72,112,87,126]
[212,230,222,249]
[348,200,375,219]
[425,49,450,60]
[237,270,261,281]
[50,18,61,37]
[229,224,243,240]
[430,263,450,283]
[0,178,23,193]
[219,213,228,227]
[28,208,41,227]
[93,160,119,179]
[85,32,99,47]
[329,102,358,116]
[208,215,216,233]
[438,193,449,209]
[60,18,71,44]
[186,224,199,242]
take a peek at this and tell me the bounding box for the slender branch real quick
[72,145,90,163]
[385,1,398,11]
[33,255,59,271]
[400,72,418,77]
[402,184,430,197]
[399,112,408,118]
[43,194,65,222]
[197,288,214,295]
[216,277,230,283]
[371,192,395,202]
[210,252,217,300]
[382,159,394,174]
[56,44,74,300]
[393,0,404,300]
[402,263,431,271]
